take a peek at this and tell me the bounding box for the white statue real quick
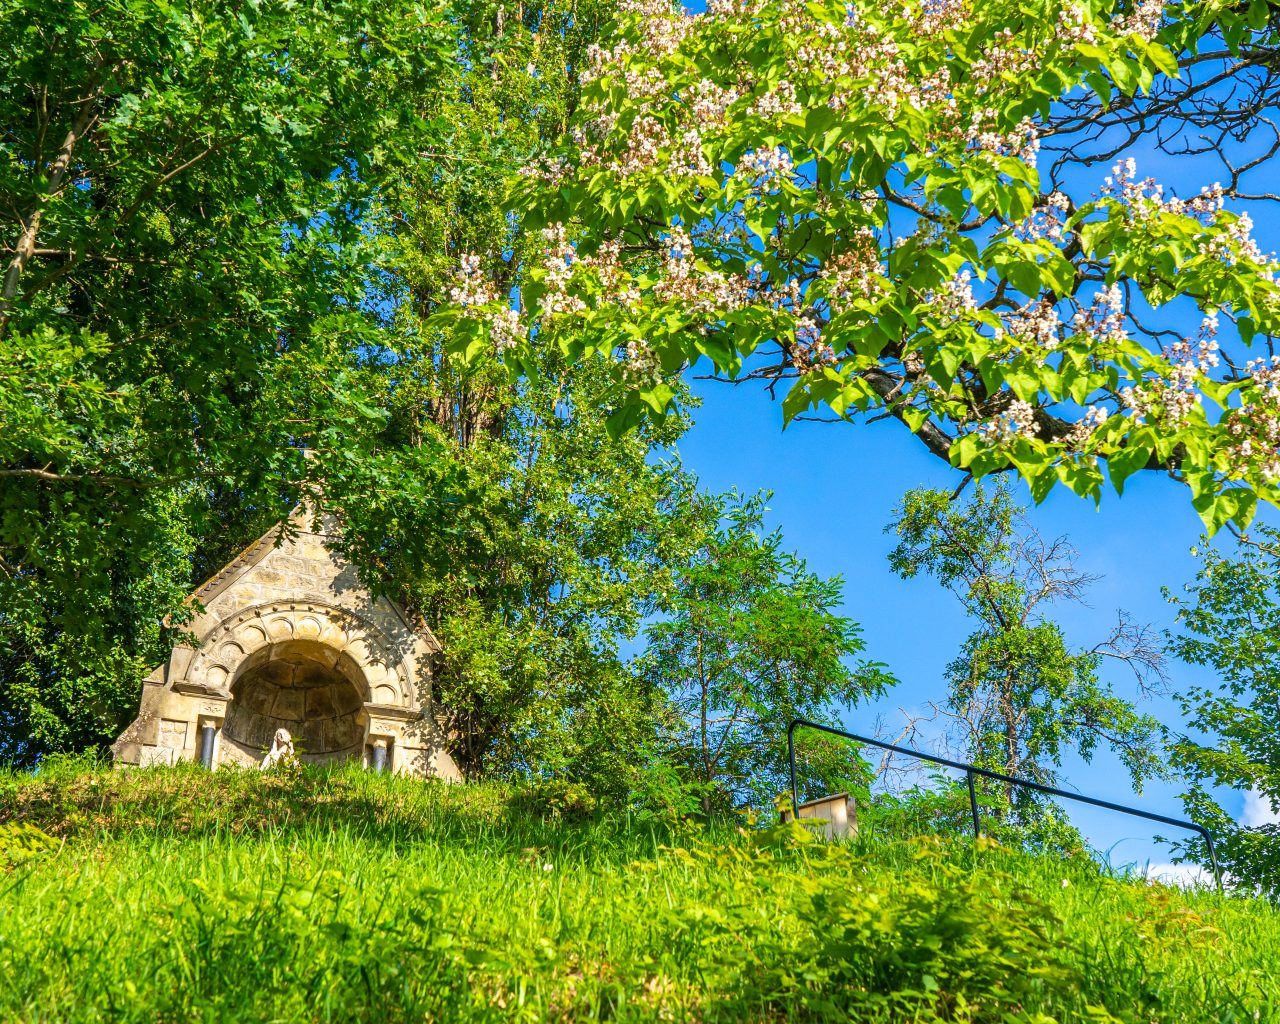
[261,728,295,769]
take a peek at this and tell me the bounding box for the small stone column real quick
[200,724,217,768]
[361,710,404,775]
[196,709,225,769]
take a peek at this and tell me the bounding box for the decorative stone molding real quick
[176,600,416,708]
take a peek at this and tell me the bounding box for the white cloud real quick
[1240,787,1280,829]
[1135,787,1279,890]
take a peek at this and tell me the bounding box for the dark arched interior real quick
[224,642,364,758]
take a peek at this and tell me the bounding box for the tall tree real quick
[638,492,890,813]
[322,352,694,788]
[886,484,1168,831]
[447,0,1280,532]
[0,0,451,761]
[364,0,611,451]
[1166,525,1280,897]
[313,0,697,790]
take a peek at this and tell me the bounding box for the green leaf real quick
[1042,254,1076,298]
[783,382,816,424]
[901,406,928,432]
[1192,485,1234,535]
[638,382,675,415]
[1084,70,1113,107]
[605,402,645,439]
[1106,442,1152,496]
[1144,42,1179,79]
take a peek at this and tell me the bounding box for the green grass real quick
[0,761,1276,1023]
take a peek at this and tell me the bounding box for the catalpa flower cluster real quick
[449,253,522,353]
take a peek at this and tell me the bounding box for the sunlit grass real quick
[0,760,1275,1023]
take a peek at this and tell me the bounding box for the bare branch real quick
[1090,609,1171,696]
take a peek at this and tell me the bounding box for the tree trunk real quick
[697,633,712,804]
[0,98,98,335]
[1002,669,1019,811]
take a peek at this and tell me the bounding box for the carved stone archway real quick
[111,511,460,780]
[183,600,414,707]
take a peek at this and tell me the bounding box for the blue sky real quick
[672,374,1271,876]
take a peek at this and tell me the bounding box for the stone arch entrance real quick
[184,601,414,709]
[223,640,366,761]
[111,509,460,779]
[177,600,419,768]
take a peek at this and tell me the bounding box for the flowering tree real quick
[441,0,1280,532]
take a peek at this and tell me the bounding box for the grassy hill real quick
[0,761,1274,1023]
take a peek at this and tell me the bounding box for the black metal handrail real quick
[786,718,1223,893]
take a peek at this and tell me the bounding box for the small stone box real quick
[780,793,857,840]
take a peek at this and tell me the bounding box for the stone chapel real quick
[111,508,461,780]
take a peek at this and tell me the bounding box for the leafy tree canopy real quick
[0,0,453,760]
[304,0,696,791]
[443,0,1280,533]
[322,350,695,788]
[1167,525,1280,897]
[639,491,891,813]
